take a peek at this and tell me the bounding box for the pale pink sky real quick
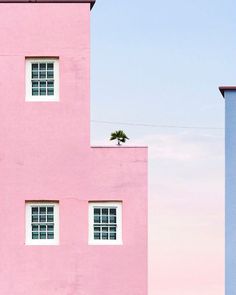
[147,131,224,295]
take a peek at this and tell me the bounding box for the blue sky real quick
[91,0,236,136]
[90,1,232,294]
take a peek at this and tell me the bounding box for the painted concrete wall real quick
[225,90,236,295]
[0,4,148,295]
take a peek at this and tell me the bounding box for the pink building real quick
[0,1,148,294]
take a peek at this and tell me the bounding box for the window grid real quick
[31,62,54,96]
[93,207,117,240]
[31,206,54,240]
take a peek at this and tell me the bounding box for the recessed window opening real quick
[25,58,59,102]
[89,202,122,245]
[25,202,59,245]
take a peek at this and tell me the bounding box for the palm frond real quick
[110,130,130,145]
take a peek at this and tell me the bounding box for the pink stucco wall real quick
[0,3,148,295]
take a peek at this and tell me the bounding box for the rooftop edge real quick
[0,0,96,9]
[219,86,236,98]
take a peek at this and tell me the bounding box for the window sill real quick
[88,241,123,246]
[25,241,59,246]
[25,96,59,102]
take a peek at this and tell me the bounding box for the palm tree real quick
[110,130,129,146]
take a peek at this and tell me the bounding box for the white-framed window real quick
[25,58,59,102]
[88,202,122,245]
[25,202,59,245]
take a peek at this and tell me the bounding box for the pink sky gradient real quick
[146,131,224,295]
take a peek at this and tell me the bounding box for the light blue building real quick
[220,86,236,295]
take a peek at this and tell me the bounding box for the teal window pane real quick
[94,232,100,240]
[102,233,108,240]
[32,207,38,214]
[102,215,108,223]
[40,232,46,239]
[47,214,54,222]
[39,215,46,222]
[102,227,108,239]
[32,81,38,88]
[32,215,38,222]
[102,208,108,215]
[110,216,116,223]
[32,88,39,96]
[39,63,46,70]
[110,227,116,232]
[110,208,116,215]
[94,227,100,232]
[110,233,116,240]
[32,71,38,79]
[39,71,46,79]
[94,208,100,215]
[40,88,46,96]
[47,207,54,214]
[40,225,46,231]
[47,63,53,70]
[47,225,54,231]
[47,88,54,96]
[32,225,38,232]
[47,232,54,239]
[39,207,46,214]
[39,81,46,88]
[47,81,54,88]
[47,71,54,78]
[32,232,39,239]
[94,215,100,223]
[32,63,38,70]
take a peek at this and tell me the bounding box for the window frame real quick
[88,202,122,245]
[25,201,59,246]
[25,58,59,102]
